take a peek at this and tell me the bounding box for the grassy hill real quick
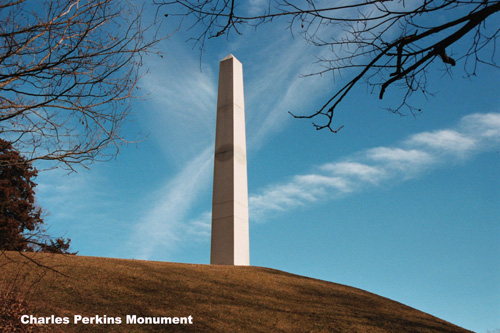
[1,251,471,332]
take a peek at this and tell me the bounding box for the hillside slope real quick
[1,252,471,332]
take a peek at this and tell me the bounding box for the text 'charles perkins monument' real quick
[210,54,250,266]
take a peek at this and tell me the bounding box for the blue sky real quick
[34,2,499,332]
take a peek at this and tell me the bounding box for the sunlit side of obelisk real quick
[210,54,250,266]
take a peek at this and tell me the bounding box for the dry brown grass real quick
[0,251,471,332]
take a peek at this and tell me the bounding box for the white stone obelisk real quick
[210,54,249,266]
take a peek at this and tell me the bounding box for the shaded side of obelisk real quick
[210,54,249,266]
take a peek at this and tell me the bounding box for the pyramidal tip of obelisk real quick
[222,53,238,61]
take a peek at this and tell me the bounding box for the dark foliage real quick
[0,139,73,254]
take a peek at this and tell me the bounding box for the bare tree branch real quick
[0,0,161,170]
[156,0,500,131]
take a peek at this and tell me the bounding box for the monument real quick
[210,54,250,266]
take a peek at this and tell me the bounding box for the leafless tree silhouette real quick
[156,0,500,131]
[0,0,160,170]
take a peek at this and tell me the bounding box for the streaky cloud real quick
[249,112,500,223]
[366,147,435,174]
[461,112,500,139]
[407,130,476,153]
[125,147,213,260]
[168,112,500,238]
[321,162,386,183]
[138,49,217,163]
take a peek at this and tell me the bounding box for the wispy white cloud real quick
[249,112,500,222]
[129,15,500,258]
[125,30,328,259]
[124,28,342,258]
[295,174,350,190]
[321,162,386,183]
[138,45,217,163]
[246,0,268,16]
[407,130,476,153]
[185,211,212,240]
[239,29,336,149]
[366,147,435,174]
[125,147,213,260]
[462,112,500,139]
[153,112,499,242]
